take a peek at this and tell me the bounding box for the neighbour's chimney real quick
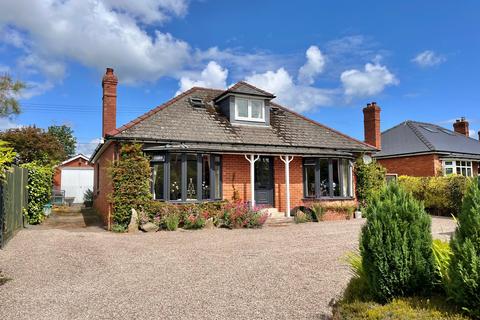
[453,117,469,137]
[102,67,118,137]
[363,101,381,149]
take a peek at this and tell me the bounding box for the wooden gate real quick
[0,166,28,248]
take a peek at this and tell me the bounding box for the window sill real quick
[302,197,355,201]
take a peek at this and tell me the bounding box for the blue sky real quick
[0,0,479,155]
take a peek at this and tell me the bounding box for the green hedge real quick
[398,175,469,216]
[21,162,54,224]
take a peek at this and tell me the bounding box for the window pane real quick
[341,160,349,197]
[237,99,248,117]
[446,168,453,175]
[186,154,197,200]
[251,100,263,118]
[332,159,340,197]
[214,156,221,199]
[445,161,453,166]
[153,163,164,200]
[319,159,329,196]
[304,164,315,197]
[170,153,182,200]
[467,168,472,177]
[202,155,210,199]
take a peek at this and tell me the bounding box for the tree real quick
[48,125,77,159]
[0,140,16,180]
[448,179,480,318]
[0,74,26,117]
[0,126,66,165]
[360,183,434,302]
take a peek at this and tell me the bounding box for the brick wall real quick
[93,142,117,227]
[377,154,441,177]
[53,157,93,188]
[222,155,357,217]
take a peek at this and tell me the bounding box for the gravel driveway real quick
[0,217,455,320]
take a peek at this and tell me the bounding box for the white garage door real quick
[61,168,94,203]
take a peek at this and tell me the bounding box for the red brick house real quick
[365,103,480,177]
[91,68,375,226]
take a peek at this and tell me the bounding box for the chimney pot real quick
[102,67,118,137]
[363,102,381,149]
[453,117,469,137]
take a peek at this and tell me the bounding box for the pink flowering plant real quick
[220,201,268,229]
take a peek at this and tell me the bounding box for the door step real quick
[260,208,286,218]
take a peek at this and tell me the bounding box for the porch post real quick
[244,154,260,208]
[280,155,294,217]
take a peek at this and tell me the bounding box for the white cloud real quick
[245,67,333,112]
[0,117,21,130]
[412,50,446,67]
[176,61,228,95]
[469,129,477,138]
[0,0,191,85]
[76,138,102,157]
[340,60,398,98]
[297,46,326,85]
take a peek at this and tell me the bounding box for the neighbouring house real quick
[91,68,376,226]
[53,154,94,204]
[365,103,480,177]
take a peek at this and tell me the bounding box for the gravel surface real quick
[0,217,456,320]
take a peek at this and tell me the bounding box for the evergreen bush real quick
[360,183,435,302]
[448,179,480,318]
[21,162,54,224]
[354,157,386,209]
[109,144,152,228]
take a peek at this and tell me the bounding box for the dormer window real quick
[234,97,265,122]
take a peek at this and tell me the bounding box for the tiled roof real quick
[109,85,374,153]
[375,120,480,158]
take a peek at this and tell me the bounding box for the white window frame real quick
[442,159,473,177]
[234,97,265,122]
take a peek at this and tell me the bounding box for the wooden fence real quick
[0,166,28,248]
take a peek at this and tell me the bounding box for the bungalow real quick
[366,102,480,177]
[91,68,376,225]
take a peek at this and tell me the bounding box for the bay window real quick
[303,158,353,199]
[442,159,473,177]
[151,153,222,202]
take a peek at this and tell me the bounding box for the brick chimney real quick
[453,117,469,137]
[363,102,381,149]
[102,68,118,137]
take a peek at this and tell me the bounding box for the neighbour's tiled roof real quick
[108,85,374,153]
[375,120,480,159]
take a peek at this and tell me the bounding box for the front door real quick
[255,156,274,206]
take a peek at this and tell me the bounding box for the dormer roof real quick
[214,81,275,102]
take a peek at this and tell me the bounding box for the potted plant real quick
[83,188,93,208]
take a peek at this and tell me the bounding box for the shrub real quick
[83,188,93,207]
[21,162,54,224]
[448,179,480,318]
[310,204,324,222]
[360,183,435,302]
[109,144,152,228]
[354,157,386,208]
[294,210,310,223]
[332,297,468,320]
[183,214,206,230]
[432,239,452,291]
[342,251,372,302]
[163,213,180,231]
[0,140,16,180]
[111,224,127,233]
[398,175,469,216]
[220,201,268,229]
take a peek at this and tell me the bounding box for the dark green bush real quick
[109,144,152,228]
[354,157,386,208]
[448,179,480,318]
[360,183,435,302]
[21,162,54,224]
[398,175,469,216]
